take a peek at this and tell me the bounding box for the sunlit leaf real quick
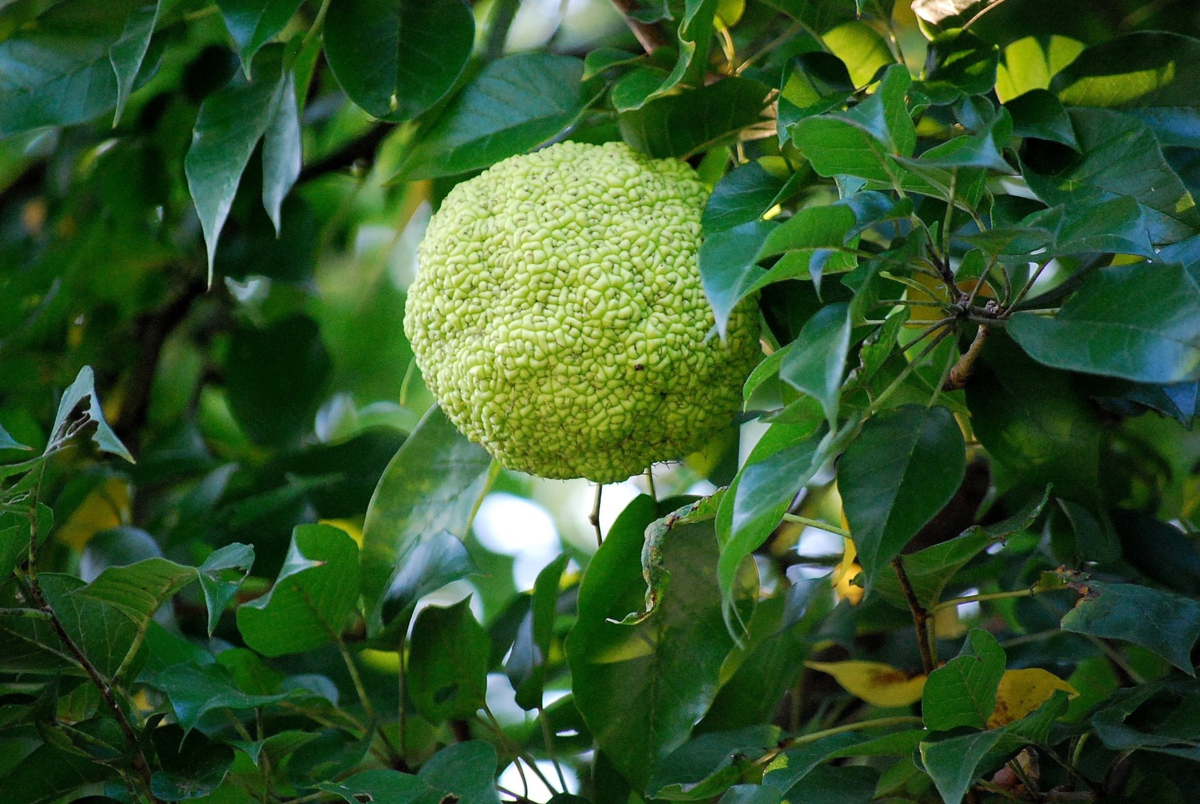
[805,660,927,706]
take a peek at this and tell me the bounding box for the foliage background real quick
[4,0,1200,803]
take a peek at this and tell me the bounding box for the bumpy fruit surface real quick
[403,141,761,483]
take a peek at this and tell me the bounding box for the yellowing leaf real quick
[934,603,968,640]
[56,477,130,551]
[806,660,926,707]
[987,668,1077,727]
[832,538,864,605]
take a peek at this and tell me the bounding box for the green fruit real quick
[404,141,761,483]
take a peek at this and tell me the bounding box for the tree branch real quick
[891,558,936,675]
[608,0,670,54]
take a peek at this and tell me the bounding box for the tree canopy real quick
[4,0,1200,803]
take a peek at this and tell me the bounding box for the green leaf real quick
[150,725,235,801]
[1053,32,1200,147]
[0,0,146,136]
[566,496,753,790]
[698,220,776,340]
[1060,580,1200,675]
[360,405,494,635]
[779,303,851,428]
[777,52,855,144]
[196,544,256,637]
[49,366,133,462]
[1005,89,1077,147]
[647,725,781,800]
[408,598,489,722]
[837,404,966,585]
[922,629,1007,731]
[1022,108,1200,245]
[1020,197,1156,259]
[109,0,160,125]
[0,574,138,677]
[0,742,112,804]
[322,770,445,804]
[822,20,893,88]
[1089,683,1200,760]
[400,53,591,180]
[286,728,374,788]
[918,729,1004,804]
[965,333,1102,503]
[236,524,361,656]
[185,45,299,279]
[702,162,801,234]
[143,661,291,733]
[719,785,781,804]
[324,0,474,122]
[216,0,305,73]
[0,420,30,451]
[225,315,331,446]
[619,77,772,159]
[873,487,1049,609]
[919,28,998,103]
[778,765,878,804]
[1008,262,1200,383]
[507,553,570,710]
[720,424,834,620]
[761,732,870,792]
[612,0,718,111]
[418,741,501,804]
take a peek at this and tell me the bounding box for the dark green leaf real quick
[150,725,235,800]
[360,405,494,634]
[719,784,781,804]
[321,770,445,804]
[837,404,966,584]
[698,220,776,339]
[418,741,501,804]
[922,629,1006,731]
[1054,32,1200,147]
[225,314,332,447]
[619,77,772,159]
[143,661,290,732]
[721,424,833,616]
[236,524,361,656]
[918,730,1004,804]
[400,53,590,180]
[508,553,570,710]
[286,728,373,787]
[216,0,303,72]
[777,52,854,143]
[185,44,297,277]
[324,0,474,122]
[873,487,1049,609]
[1020,197,1156,258]
[196,543,255,637]
[920,28,998,103]
[1022,108,1200,245]
[566,496,752,790]
[702,162,800,234]
[761,732,870,792]
[0,742,112,804]
[779,764,878,804]
[779,303,851,427]
[109,0,160,125]
[647,725,780,800]
[965,333,1102,502]
[408,598,489,722]
[612,0,718,111]
[0,0,145,136]
[1060,580,1200,675]
[1008,262,1200,383]
[1005,89,1077,148]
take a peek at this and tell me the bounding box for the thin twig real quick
[891,558,936,675]
[781,514,850,538]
